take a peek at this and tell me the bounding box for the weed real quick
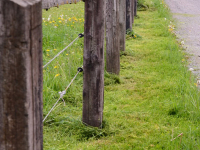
[126,29,142,40]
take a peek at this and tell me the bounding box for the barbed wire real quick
[43,33,84,69]
[43,66,83,122]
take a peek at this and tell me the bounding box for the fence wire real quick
[43,66,83,122]
[43,33,84,69]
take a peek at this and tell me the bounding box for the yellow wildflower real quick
[54,49,57,51]
[47,54,49,56]
[54,66,58,69]
[66,54,68,55]
[55,74,60,77]
[59,21,62,23]
[46,49,50,51]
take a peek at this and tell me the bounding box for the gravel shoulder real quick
[165,0,200,78]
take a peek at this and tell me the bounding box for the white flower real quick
[47,15,51,21]
[189,68,194,71]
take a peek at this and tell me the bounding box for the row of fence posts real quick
[83,0,137,127]
[0,0,137,149]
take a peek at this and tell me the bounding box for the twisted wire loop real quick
[43,33,84,69]
[43,66,83,123]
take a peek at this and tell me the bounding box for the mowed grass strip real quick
[43,1,200,149]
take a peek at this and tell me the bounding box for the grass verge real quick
[43,1,200,149]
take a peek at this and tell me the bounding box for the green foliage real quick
[44,118,111,141]
[137,0,149,11]
[104,72,121,86]
[126,29,142,40]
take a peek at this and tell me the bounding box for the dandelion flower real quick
[46,49,50,51]
[54,49,57,51]
[54,66,58,69]
[55,74,60,77]
[66,54,68,55]
[59,21,62,23]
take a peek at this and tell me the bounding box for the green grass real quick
[43,1,200,149]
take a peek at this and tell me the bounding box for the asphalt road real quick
[165,0,200,78]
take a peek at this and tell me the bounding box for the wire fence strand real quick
[43,66,83,122]
[43,33,84,69]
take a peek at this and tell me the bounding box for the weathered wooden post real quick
[82,0,105,127]
[42,0,81,9]
[126,0,132,31]
[131,0,135,24]
[119,0,126,51]
[106,0,120,74]
[134,0,137,16]
[0,0,43,149]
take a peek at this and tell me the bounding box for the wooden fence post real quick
[131,0,135,24]
[126,0,132,31]
[119,0,126,51]
[106,0,120,74]
[0,0,43,149]
[134,0,137,16]
[82,0,105,127]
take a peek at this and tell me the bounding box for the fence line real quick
[42,0,82,10]
[43,33,84,69]
[43,66,83,122]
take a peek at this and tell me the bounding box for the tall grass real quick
[42,3,84,114]
[43,1,200,149]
